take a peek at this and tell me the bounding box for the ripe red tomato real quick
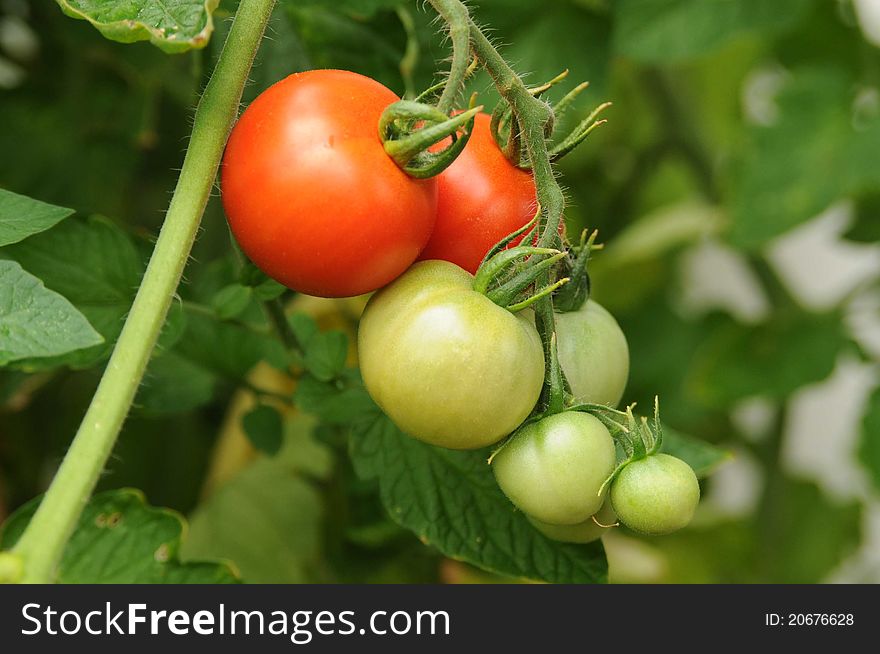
[221,70,437,298]
[418,113,536,274]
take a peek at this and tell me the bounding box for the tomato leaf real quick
[252,278,286,301]
[242,404,284,456]
[729,67,880,249]
[0,260,103,366]
[0,188,73,247]
[613,0,811,63]
[844,192,880,244]
[858,386,880,494]
[135,350,216,415]
[55,0,219,54]
[1,216,145,369]
[0,489,238,583]
[687,309,849,407]
[349,400,609,584]
[175,308,287,379]
[295,372,377,425]
[660,425,731,478]
[182,456,325,583]
[210,283,253,320]
[304,330,348,382]
[288,313,319,350]
[289,0,402,16]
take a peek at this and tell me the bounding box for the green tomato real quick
[556,300,629,407]
[610,453,700,535]
[492,411,617,525]
[528,500,617,544]
[358,260,544,450]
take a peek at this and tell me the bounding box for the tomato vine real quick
[8,0,279,584]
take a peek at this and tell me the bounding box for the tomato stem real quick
[435,5,567,413]
[9,0,277,583]
[428,0,472,114]
[262,296,304,355]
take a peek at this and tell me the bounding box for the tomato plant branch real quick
[263,296,303,355]
[428,0,471,113]
[448,7,568,412]
[9,0,277,584]
[395,5,419,99]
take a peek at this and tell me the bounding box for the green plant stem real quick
[395,5,419,99]
[428,0,472,113]
[263,297,303,354]
[463,14,567,411]
[429,1,569,412]
[10,0,277,584]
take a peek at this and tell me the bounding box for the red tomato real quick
[221,70,437,298]
[418,113,537,274]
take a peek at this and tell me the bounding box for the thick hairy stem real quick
[428,0,471,113]
[10,0,277,583]
[462,16,567,408]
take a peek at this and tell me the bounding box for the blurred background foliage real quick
[1,0,879,583]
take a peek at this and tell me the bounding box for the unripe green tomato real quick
[555,300,629,407]
[492,411,617,525]
[528,500,617,544]
[610,453,700,535]
[358,260,545,450]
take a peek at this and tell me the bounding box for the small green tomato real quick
[492,411,617,525]
[528,501,617,544]
[610,453,700,535]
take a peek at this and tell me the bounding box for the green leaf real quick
[210,283,253,320]
[858,386,880,494]
[285,5,405,92]
[182,458,324,583]
[252,278,286,301]
[0,188,74,246]
[760,476,861,583]
[242,404,284,456]
[304,330,348,381]
[288,312,319,349]
[0,260,103,366]
[55,0,219,54]
[654,476,861,583]
[349,404,608,584]
[494,3,612,98]
[687,310,848,407]
[729,67,880,248]
[294,372,376,425]
[0,489,238,583]
[1,216,144,368]
[613,0,812,63]
[288,0,401,16]
[175,308,287,379]
[135,350,216,415]
[660,426,731,478]
[844,192,880,244]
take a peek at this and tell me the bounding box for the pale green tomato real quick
[492,411,617,525]
[528,500,617,544]
[358,260,544,450]
[555,300,629,407]
[610,453,700,535]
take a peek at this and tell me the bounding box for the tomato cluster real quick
[221,70,700,544]
[221,70,534,298]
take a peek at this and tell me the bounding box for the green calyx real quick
[489,70,612,169]
[553,229,601,313]
[379,100,482,179]
[570,398,665,497]
[473,245,569,312]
